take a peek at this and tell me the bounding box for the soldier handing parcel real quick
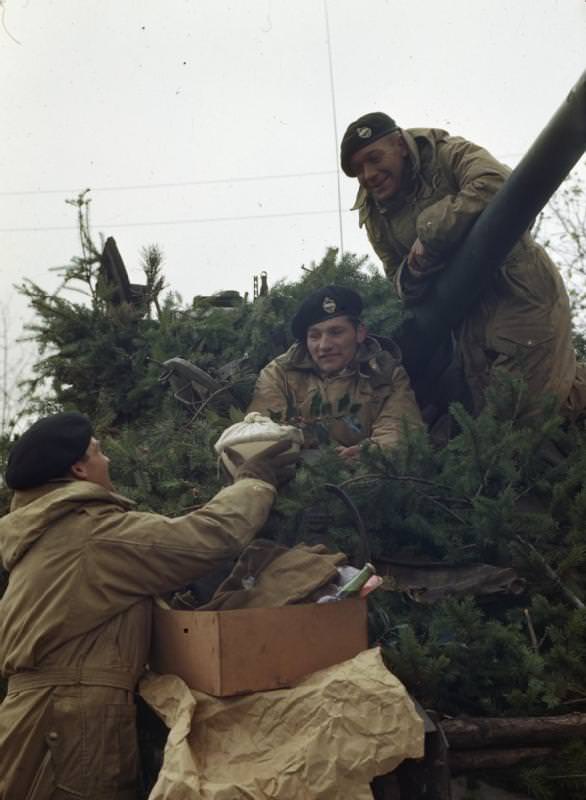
[341,113,585,416]
[0,412,297,800]
[248,284,422,461]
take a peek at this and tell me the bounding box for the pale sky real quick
[1,0,585,338]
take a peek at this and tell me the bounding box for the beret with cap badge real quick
[5,412,93,490]
[340,112,399,177]
[291,284,363,340]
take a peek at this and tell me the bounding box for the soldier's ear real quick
[356,323,367,344]
[396,133,408,157]
[70,459,88,481]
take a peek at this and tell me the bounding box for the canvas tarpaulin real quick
[140,647,424,799]
[375,560,525,603]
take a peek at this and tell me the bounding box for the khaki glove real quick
[225,439,299,488]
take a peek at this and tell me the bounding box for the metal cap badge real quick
[322,296,337,314]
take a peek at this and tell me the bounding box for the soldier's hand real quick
[335,444,361,461]
[407,237,429,272]
[226,439,299,488]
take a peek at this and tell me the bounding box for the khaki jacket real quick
[248,337,422,449]
[0,477,274,800]
[354,128,579,414]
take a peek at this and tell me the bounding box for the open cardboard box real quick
[150,597,368,697]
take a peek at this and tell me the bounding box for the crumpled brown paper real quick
[140,647,424,799]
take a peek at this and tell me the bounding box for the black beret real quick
[291,285,363,340]
[340,112,399,177]
[5,412,93,490]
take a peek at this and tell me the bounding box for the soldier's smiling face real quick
[306,316,367,376]
[350,132,408,202]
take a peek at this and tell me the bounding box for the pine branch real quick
[338,472,470,499]
[424,495,467,525]
[190,378,251,421]
[516,535,585,610]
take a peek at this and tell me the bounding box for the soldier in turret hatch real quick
[340,112,586,418]
[248,284,422,461]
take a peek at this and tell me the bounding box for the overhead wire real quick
[0,207,352,234]
[323,0,344,256]
[0,151,526,204]
[0,169,338,198]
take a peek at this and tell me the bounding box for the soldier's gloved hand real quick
[226,439,299,488]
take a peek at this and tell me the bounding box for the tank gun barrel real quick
[398,70,586,380]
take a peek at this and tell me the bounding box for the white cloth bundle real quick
[214,412,303,476]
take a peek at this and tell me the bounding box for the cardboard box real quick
[150,597,368,697]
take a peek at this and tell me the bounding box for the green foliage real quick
[103,398,225,515]
[536,171,586,324]
[18,283,165,427]
[4,199,586,797]
[515,738,586,800]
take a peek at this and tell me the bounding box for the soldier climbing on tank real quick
[340,112,586,419]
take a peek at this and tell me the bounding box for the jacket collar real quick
[1,480,135,571]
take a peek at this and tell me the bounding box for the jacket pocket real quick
[486,315,555,360]
[487,331,555,360]
[49,691,86,795]
[98,703,139,790]
[50,691,138,795]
